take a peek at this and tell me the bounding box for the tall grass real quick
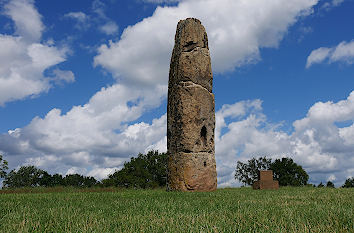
[0,187,353,232]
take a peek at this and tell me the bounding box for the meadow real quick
[0,187,353,232]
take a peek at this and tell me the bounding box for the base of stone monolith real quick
[168,152,217,191]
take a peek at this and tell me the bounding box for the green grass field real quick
[0,187,353,232]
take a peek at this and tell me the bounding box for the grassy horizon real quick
[0,187,353,232]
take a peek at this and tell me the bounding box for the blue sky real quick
[0,0,353,187]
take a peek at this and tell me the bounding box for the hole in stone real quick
[184,41,198,52]
[185,40,196,47]
[203,161,207,167]
[200,126,207,143]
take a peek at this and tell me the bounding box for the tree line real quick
[0,151,167,189]
[2,165,98,188]
[1,153,353,189]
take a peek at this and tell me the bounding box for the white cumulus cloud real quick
[94,0,319,88]
[0,0,73,106]
[306,40,354,68]
[99,21,118,35]
[3,0,43,42]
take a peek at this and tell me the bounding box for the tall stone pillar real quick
[167,18,217,191]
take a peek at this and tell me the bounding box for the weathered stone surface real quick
[167,18,217,191]
[178,47,213,92]
[168,84,215,154]
[253,180,279,190]
[260,170,273,181]
[168,152,217,191]
[169,18,212,92]
[173,18,208,53]
[253,170,279,190]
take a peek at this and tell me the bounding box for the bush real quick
[326,181,335,188]
[102,150,167,188]
[341,177,354,188]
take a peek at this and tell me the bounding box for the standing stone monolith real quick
[167,18,217,191]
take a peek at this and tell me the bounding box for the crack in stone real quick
[183,41,198,52]
[182,45,207,53]
[178,81,212,94]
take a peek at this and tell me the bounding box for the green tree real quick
[63,174,84,187]
[63,174,97,187]
[234,157,272,186]
[3,165,46,188]
[3,164,97,188]
[0,154,8,179]
[270,158,309,186]
[103,151,167,188]
[317,182,324,188]
[38,172,65,187]
[341,177,354,188]
[101,177,115,187]
[38,171,53,187]
[326,181,335,188]
[83,176,98,187]
[50,174,65,186]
